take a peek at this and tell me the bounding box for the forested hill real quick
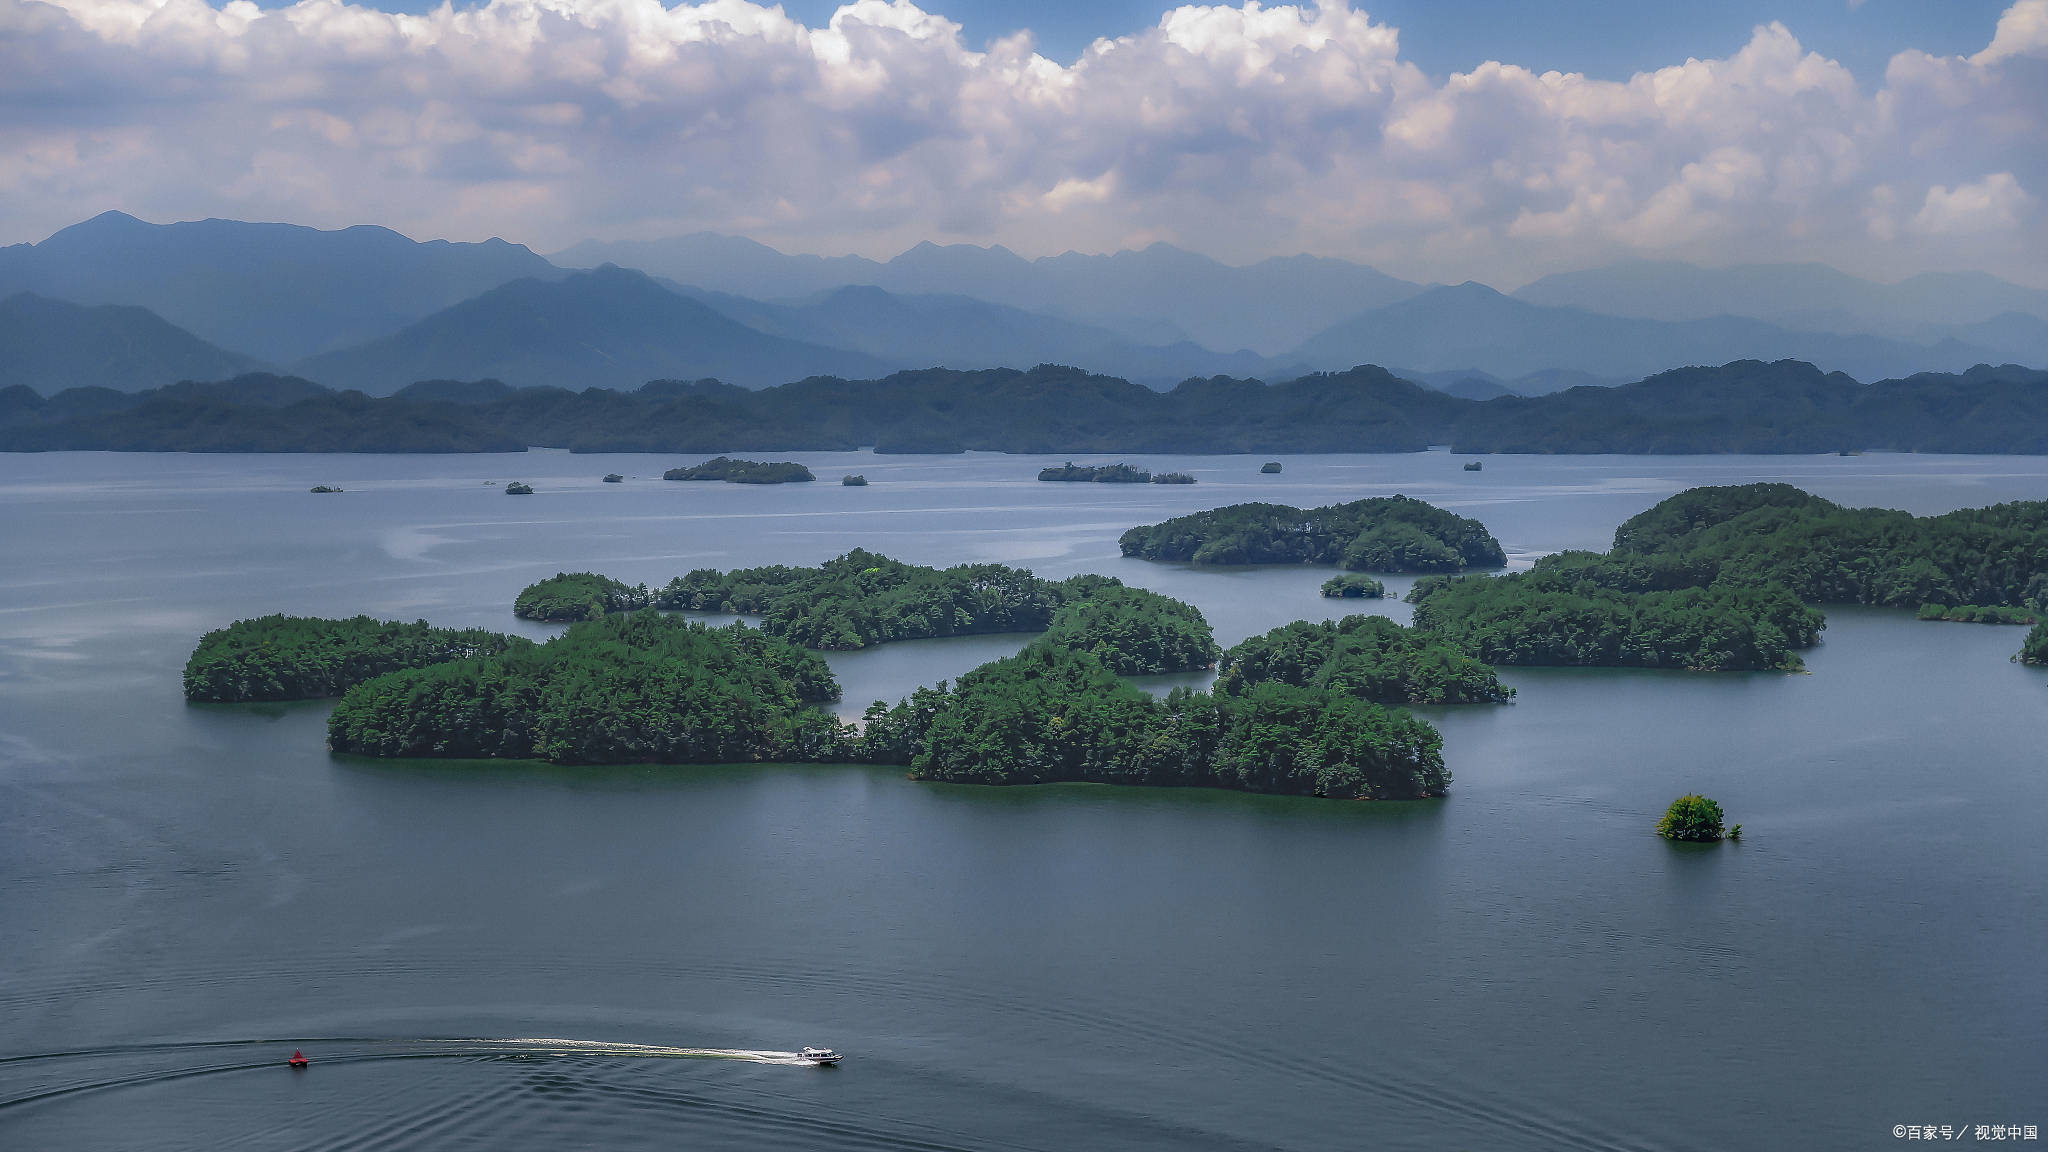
[3,359,2047,454]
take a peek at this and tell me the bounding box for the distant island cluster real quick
[184,485,2048,805]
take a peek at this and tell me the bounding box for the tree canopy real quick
[1218,615,1511,704]
[327,613,842,764]
[514,572,653,622]
[184,615,529,702]
[1118,495,1505,571]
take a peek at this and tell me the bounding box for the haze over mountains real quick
[2,212,2044,398]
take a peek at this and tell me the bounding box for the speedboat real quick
[796,1047,841,1065]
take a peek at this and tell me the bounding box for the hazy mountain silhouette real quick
[1513,260,2048,334]
[0,211,560,362]
[0,293,261,394]
[294,265,890,393]
[554,235,1425,354]
[1295,282,1998,383]
[676,283,1293,387]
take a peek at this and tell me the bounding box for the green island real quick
[328,613,844,764]
[841,474,868,486]
[869,643,1450,798]
[309,485,343,493]
[662,457,815,484]
[603,473,623,483]
[653,549,1067,650]
[1657,795,1734,842]
[1039,580,1218,674]
[2021,622,2048,665]
[1039,462,1156,483]
[1916,604,2039,625]
[1399,482,2048,671]
[1217,615,1511,705]
[514,572,654,622]
[504,481,533,494]
[1119,495,1506,572]
[184,615,530,702]
[1320,574,1385,598]
[1407,567,1825,672]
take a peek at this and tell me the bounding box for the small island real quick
[1039,462,1153,483]
[1657,794,1735,842]
[603,473,624,483]
[1320,574,1385,599]
[1463,461,1483,472]
[184,615,529,702]
[2021,622,2048,664]
[505,481,533,495]
[514,572,653,622]
[1151,472,1196,485]
[663,457,815,484]
[309,485,343,493]
[1260,462,1282,474]
[1120,495,1506,572]
[842,474,868,486]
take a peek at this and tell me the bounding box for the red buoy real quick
[287,1050,308,1068]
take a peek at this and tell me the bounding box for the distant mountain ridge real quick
[4,212,2045,397]
[0,211,560,363]
[554,235,1425,354]
[674,282,1294,387]
[9,359,2048,455]
[293,265,891,393]
[1513,260,2048,334]
[1294,282,2006,383]
[0,292,260,394]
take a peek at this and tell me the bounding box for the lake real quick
[2,449,2043,1151]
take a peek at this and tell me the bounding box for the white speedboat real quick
[796,1047,841,1065]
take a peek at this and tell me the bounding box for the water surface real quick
[2,450,2044,1151]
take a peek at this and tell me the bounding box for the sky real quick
[1,0,2044,287]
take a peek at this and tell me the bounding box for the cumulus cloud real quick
[0,0,2043,286]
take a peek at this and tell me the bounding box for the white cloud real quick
[0,0,2043,286]
[1912,172,2035,235]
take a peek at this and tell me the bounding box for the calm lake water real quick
[2,450,2044,1151]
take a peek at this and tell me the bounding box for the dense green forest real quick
[1606,483,2048,608]
[1218,615,1511,704]
[1320,574,1385,598]
[1119,495,1506,571]
[514,572,653,621]
[1394,482,2048,671]
[662,456,814,483]
[863,643,1450,798]
[1408,571,1825,671]
[655,549,1066,650]
[13,360,2048,455]
[645,551,1224,667]
[327,613,844,764]
[1039,581,1218,674]
[1915,604,2039,624]
[185,615,530,702]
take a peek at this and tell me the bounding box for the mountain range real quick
[0,212,2043,398]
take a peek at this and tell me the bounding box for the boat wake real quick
[446,1038,826,1066]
